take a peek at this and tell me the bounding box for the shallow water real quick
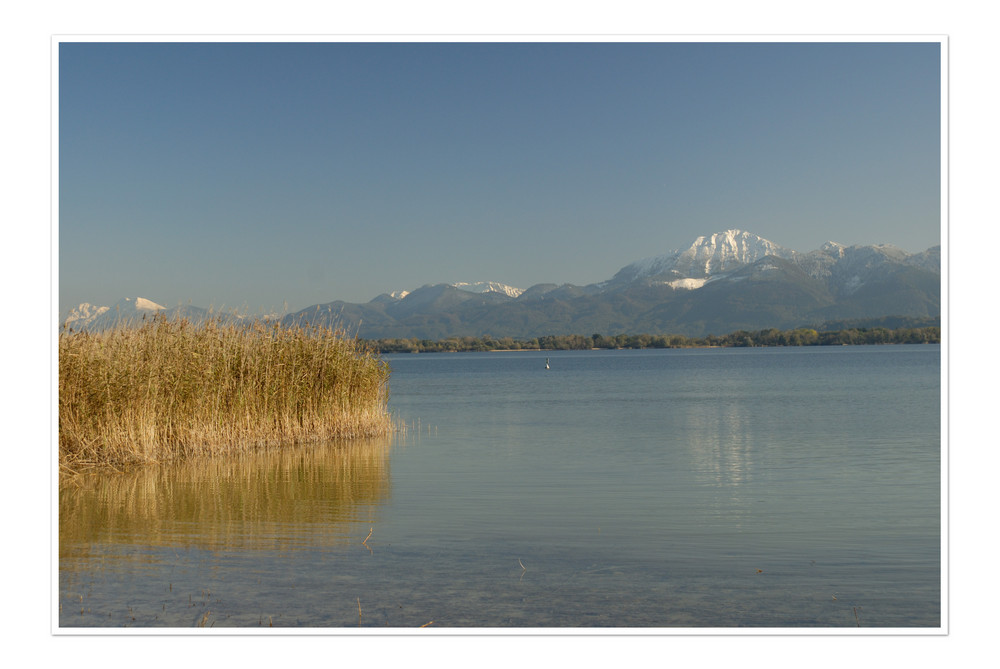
[58,345,941,628]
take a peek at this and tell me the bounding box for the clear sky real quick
[58,40,941,315]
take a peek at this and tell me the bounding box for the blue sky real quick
[59,40,941,314]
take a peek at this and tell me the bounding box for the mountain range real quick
[64,229,941,338]
[62,297,266,333]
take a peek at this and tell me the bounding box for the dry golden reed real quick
[59,316,391,470]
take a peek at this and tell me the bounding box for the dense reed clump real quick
[59,316,392,471]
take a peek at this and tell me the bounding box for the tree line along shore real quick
[367,324,941,353]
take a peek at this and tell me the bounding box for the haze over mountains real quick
[63,297,222,333]
[64,230,941,338]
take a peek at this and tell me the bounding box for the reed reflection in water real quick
[60,437,397,627]
[60,436,393,557]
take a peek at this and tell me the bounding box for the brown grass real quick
[59,316,391,470]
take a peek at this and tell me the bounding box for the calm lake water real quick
[58,345,941,629]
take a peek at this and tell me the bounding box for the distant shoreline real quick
[368,324,940,354]
[396,342,936,354]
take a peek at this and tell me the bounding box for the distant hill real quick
[65,229,940,338]
[282,229,940,338]
[61,297,265,332]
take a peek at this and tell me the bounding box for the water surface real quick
[59,345,941,628]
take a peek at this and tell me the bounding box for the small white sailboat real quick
[545,358,550,370]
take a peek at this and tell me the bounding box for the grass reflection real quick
[59,436,393,556]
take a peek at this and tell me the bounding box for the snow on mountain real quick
[662,277,710,290]
[369,289,411,304]
[370,290,411,304]
[904,245,941,273]
[63,303,110,329]
[63,297,166,330]
[64,231,940,337]
[766,239,942,300]
[104,296,165,316]
[819,241,846,258]
[607,229,937,298]
[611,229,796,287]
[451,281,524,298]
[676,229,794,277]
[133,297,166,311]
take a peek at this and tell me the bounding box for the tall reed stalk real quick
[59,317,391,470]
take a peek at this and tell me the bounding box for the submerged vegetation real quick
[59,317,391,472]
[369,324,941,353]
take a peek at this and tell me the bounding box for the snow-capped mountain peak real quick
[119,297,165,312]
[63,303,110,328]
[820,241,846,257]
[63,297,165,330]
[611,229,795,285]
[676,229,793,276]
[451,281,524,298]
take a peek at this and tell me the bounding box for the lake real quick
[58,345,942,629]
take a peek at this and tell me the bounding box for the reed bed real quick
[59,317,392,470]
